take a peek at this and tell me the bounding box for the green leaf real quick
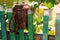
[44,1,48,6]
[37,16,42,24]
[29,0,57,9]
[29,0,45,2]
[47,2,54,9]
[44,1,54,9]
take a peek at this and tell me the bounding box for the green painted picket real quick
[43,9,49,40]
[7,8,15,40]
[28,10,34,40]
[0,6,7,40]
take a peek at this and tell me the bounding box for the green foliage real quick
[29,0,58,9]
[37,16,42,24]
[6,0,14,8]
[44,0,57,8]
[33,4,38,12]
[0,0,4,5]
[29,0,45,2]
[29,0,37,2]
[0,0,59,8]
[47,2,53,9]
[44,1,54,9]
[0,0,15,8]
